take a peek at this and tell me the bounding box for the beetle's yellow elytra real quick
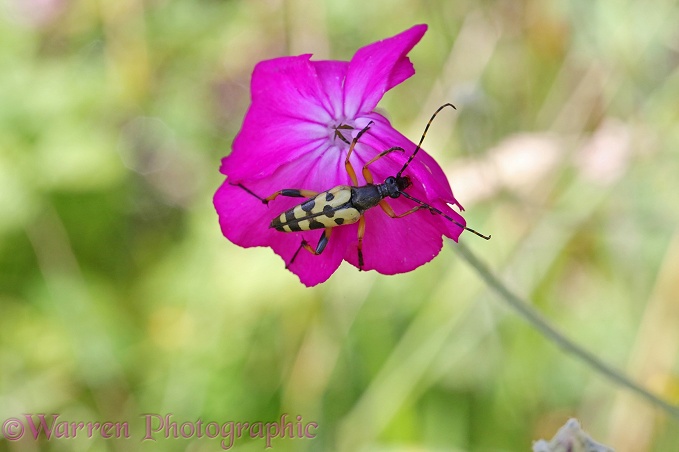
[271,186,361,232]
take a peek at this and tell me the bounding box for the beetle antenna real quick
[399,191,491,240]
[396,103,457,179]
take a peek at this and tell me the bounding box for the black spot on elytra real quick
[301,199,316,212]
[334,218,345,225]
[285,210,296,223]
[288,221,302,232]
[308,220,324,230]
[322,205,335,217]
[270,216,283,231]
[325,191,335,202]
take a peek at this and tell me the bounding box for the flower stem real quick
[454,241,679,419]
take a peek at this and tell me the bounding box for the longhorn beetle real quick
[234,103,490,270]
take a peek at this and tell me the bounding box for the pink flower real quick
[214,25,472,287]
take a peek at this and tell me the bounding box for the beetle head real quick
[384,176,411,198]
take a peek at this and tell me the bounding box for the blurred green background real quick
[1,0,679,451]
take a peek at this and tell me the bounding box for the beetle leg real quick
[264,189,319,203]
[231,183,318,205]
[286,243,304,269]
[355,196,425,270]
[362,146,405,184]
[344,121,374,186]
[378,199,425,218]
[286,228,332,269]
[230,182,267,203]
[357,215,366,270]
[309,227,332,255]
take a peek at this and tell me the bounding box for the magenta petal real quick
[343,197,444,274]
[224,121,327,180]
[214,181,276,248]
[214,179,348,287]
[214,24,474,286]
[386,54,416,93]
[250,55,336,123]
[221,55,339,180]
[215,153,358,286]
[430,198,466,241]
[273,225,354,287]
[359,112,464,209]
[343,24,427,117]
[314,60,350,111]
[344,115,467,243]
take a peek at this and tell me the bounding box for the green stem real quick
[454,241,679,419]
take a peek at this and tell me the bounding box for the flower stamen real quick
[331,123,354,145]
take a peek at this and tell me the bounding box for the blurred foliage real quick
[1,0,679,451]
